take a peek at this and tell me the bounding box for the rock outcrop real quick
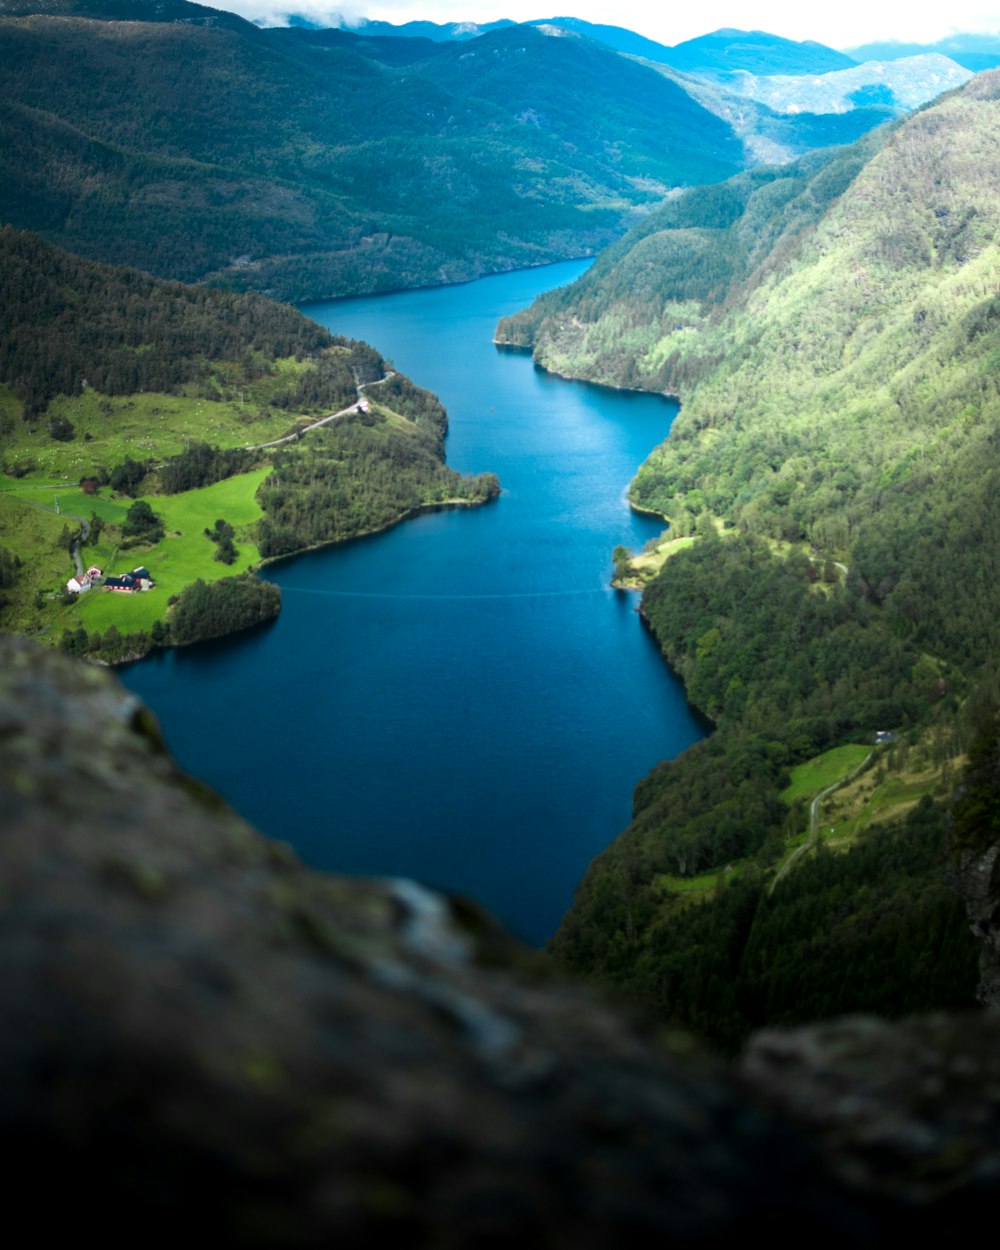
[1,634,999,1245]
[951,841,1000,1007]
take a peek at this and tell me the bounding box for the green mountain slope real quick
[503,73,1000,1043]
[0,8,749,300]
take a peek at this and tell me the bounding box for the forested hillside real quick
[0,229,497,656]
[501,73,1000,1044]
[0,2,913,302]
[0,2,750,301]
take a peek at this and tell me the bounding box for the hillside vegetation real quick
[0,228,497,657]
[0,4,751,301]
[500,74,1000,1044]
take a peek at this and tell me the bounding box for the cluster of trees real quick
[257,414,499,558]
[0,545,20,589]
[158,443,258,495]
[60,621,167,662]
[108,457,148,497]
[0,545,21,610]
[121,500,164,546]
[204,519,238,565]
[169,575,281,645]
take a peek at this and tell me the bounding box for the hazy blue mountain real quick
[635,59,895,165]
[720,53,972,116]
[848,32,1000,71]
[658,27,857,76]
[328,15,515,41]
[327,16,857,78]
[523,15,678,61]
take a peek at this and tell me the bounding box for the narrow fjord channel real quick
[122,261,706,944]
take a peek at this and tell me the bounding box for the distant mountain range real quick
[285,15,985,121]
[847,32,1000,71]
[0,1,909,303]
[321,16,861,76]
[289,12,1000,77]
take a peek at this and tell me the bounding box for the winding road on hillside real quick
[251,372,396,450]
[770,751,873,894]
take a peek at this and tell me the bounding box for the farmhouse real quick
[103,567,156,594]
[65,565,103,595]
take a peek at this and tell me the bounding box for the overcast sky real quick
[213,1,1000,51]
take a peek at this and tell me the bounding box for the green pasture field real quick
[0,471,271,641]
[6,484,132,524]
[70,471,270,635]
[654,868,728,899]
[2,377,310,483]
[820,774,939,849]
[779,744,872,806]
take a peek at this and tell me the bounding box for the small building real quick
[66,565,102,594]
[103,567,155,594]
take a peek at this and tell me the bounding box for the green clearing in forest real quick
[780,744,872,805]
[3,386,300,483]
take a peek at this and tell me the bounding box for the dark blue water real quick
[122,261,706,944]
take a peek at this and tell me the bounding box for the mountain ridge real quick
[0,8,752,300]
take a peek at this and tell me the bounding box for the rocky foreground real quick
[1,634,998,1246]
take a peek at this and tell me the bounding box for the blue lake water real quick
[122,261,706,944]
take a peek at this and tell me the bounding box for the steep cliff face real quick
[2,633,1000,1244]
[949,708,1000,1007]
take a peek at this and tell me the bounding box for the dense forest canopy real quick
[0,226,335,414]
[0,9,748,300]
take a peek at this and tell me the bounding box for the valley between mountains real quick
[1,1,999,1047]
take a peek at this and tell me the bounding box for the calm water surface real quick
[122,261,706,944]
